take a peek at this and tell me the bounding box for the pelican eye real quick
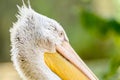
[60,32,63,36]
[59,32,64,37]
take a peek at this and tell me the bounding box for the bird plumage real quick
[10,1,98,80]
[10,3,62,80]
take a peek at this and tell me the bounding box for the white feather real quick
[10,1,68,80]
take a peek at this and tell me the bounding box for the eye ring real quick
[60,32,63,36]
[60,32,63,35]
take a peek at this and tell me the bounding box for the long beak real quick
[56,41,98,80]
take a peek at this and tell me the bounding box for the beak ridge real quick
[56,41,98,80]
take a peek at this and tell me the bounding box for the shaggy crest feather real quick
[10,1,98,80]
[10,1,68,80]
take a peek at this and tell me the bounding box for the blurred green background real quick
[0,0,120,80]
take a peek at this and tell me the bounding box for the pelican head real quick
[10,2,98,80]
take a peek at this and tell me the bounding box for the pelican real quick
[10,1,98,80]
